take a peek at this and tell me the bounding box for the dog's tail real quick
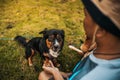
[14,35,27,47]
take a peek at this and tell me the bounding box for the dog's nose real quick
[54,40,60,49]
[54,45,59,49]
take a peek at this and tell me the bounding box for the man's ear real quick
[96,27,106,38]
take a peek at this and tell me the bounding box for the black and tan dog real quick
[14,29,65,66]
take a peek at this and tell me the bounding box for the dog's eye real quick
[48,38,54,42]
[57,37,62,42]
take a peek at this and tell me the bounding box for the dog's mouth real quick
[52,45,61,52]
[49,49,60,58]
[49,44,61,58]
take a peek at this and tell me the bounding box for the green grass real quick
[0,0,84,79]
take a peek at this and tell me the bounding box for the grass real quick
[0,0,84,79]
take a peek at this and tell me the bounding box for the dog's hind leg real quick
[25,47,35,66]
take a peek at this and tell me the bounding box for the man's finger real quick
[49,60,54,67]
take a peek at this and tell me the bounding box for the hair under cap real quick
[82,0,120,37]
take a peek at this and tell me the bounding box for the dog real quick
[14,29,65,66]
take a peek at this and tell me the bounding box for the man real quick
[38,0,120,80]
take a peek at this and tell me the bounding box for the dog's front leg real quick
[28,49,35,66]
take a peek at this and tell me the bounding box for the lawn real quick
[0,0,85,79]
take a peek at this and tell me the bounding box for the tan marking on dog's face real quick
[46,39,52,48]
[46,35,55,49]
[56,34,63,46]
[57,35,62,41]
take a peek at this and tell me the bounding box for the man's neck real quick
[94,35,120,60]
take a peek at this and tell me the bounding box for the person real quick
[38,0,120,80]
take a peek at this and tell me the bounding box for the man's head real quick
[81,0,120,52]
[82,0,120,37]
[80,9,98,52]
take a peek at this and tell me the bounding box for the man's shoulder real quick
[80,65,120,80]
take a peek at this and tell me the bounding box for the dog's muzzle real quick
[52,39,61,52]
[49,49,60,58]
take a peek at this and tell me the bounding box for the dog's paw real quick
[29,63,33,66]
[56,63,60,67]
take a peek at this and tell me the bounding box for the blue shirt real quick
[68,51,120,80]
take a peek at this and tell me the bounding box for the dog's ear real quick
[39,28,47,34]
[60,30,65,39]
[39,28,48,38]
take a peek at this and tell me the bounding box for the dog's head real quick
[39,28,65,58]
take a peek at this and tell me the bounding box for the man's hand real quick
[42,60,59,74]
